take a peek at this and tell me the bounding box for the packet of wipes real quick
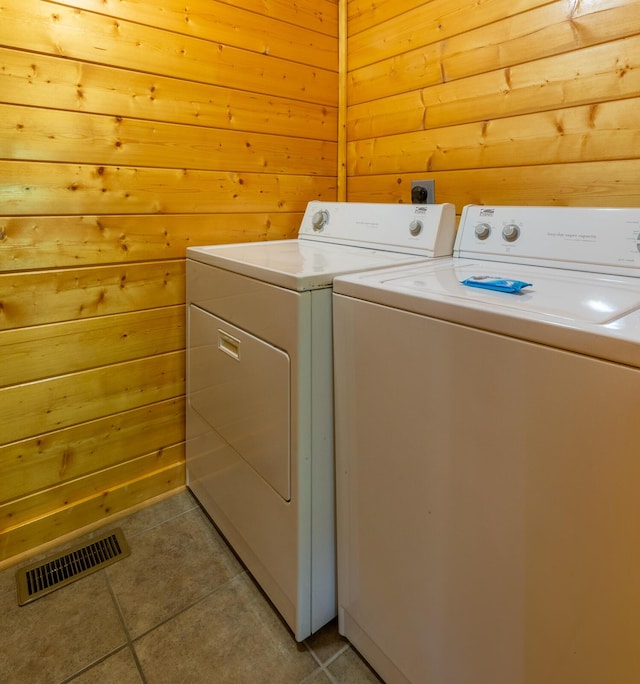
[461,275,532,293]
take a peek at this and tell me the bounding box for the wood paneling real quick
[347,160,640,207]
[0,214,302,271]
[1,351,185,445]
[0,0,337,562]
[55,0,337,69]
[0,307,185,386]
[346,0,640,209]
[0,463,185,561]
[1,444,184,531]
[0,48,335,140]
[0,399,185,502]
[348,0,553,70]
[348,36,640,139]
[1,103,336,174]
[349,0,640,104]
[0,262,185,329]
[349,97,640,174]
[0,162,334,215]
[1,0,337,104]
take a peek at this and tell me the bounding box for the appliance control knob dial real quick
[475,223,491,240]
[409,220,423,236]
[502,223,520,242]
[312,209,329,231]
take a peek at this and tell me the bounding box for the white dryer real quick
[186,201,456,641]
[332,205,640,683]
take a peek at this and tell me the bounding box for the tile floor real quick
[0,489,383,684]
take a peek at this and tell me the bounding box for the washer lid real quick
[186,239,438,291]
[387,261,640,324]
[333,259,640,367]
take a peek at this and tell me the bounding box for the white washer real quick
[186,201,456,641]
[332,205,640,683]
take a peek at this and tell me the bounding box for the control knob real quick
[312,209,329,231]
[502,223,520,242]
[475,223,491,240]
[409,220,423,236]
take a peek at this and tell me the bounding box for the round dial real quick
[311,209,329,231]
[502,223,520,242]
[475,223,491,240]
[409,220,423,236]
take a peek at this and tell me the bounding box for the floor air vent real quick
[15,528,130,606]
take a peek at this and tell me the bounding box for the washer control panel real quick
[456,205,640,275]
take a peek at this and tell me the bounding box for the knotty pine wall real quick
[346,0,640,207]
[0,0,338,563]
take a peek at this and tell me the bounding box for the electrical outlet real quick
[411,180,435,204]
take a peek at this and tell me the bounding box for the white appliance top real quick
[333,204,640,367]
[186,201,456,291]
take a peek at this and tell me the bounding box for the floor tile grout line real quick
[55,569,141,684]
[58,643,132,684]
[121,499,200,542]
[103,567,149,684]
[301,640,351,683]
[298,664,336,684]
[125,569,248,644]
[321,642,352,669]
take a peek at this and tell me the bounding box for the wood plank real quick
[0,351,185,446]
[0,306,185,387]
[348,0,431,35]
[0,103,337,175]
[0,161,337,216]
[442,0,640,83]
[0,48,337,141]
[0,0,337,105]
[346,159,640,207]
[1,443,184,529]
[0,261,185,330]
[217,0,338,36]
[348,97,640,174]
[347,91,426,140]
[55,0,338,70]
[0,461,185,561]
[348,0,640,104]
[348,0,553,71]
[0,213,301,271]
[0,398,185,503]
[347,36,640,138]
[348,42,443,105]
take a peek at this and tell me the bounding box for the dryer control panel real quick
[456,205,640,277]
[299,201,456,257]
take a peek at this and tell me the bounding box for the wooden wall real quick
[0,0,338,563]
[345,0,640,208]
[3,0,638,564]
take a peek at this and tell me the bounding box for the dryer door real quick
[188,304,291,501]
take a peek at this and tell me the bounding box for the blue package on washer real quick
[461,275,532,293]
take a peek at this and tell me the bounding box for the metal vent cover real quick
[15,528,130,606]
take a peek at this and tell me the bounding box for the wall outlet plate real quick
[411,180,435,204]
